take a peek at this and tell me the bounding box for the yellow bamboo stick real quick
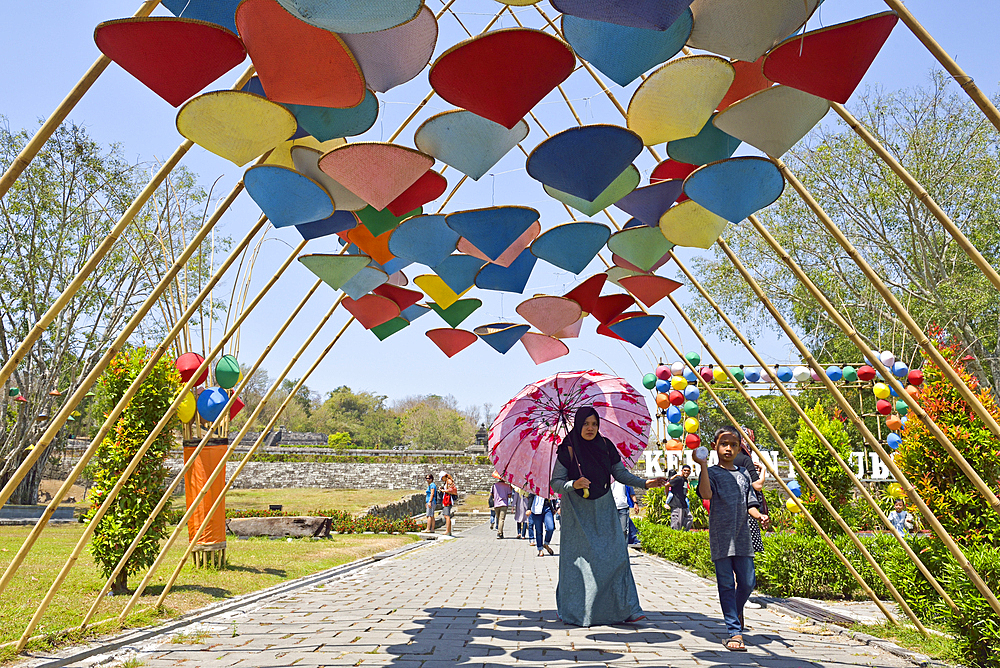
[748,213,1000,617]
[672,250,927,634]
[116,299,349,621]
[715,236,958,613]
[776,157,1000,510]
[0,65,255,389]
[0,0,163,199]
[79,278,324,630]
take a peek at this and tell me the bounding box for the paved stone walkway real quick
[91,518,911,667]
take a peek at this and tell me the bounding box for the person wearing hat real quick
[424,474,437,533]
[439,471,458,536]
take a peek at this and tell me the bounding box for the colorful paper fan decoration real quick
[659,199,728,249]
[319,143,434,211]
[414,111,529,180]
[475,323,531,354]
[718,57,770,110]
[244,165,334,228]
[544,165,641,216]
[527,125,643,201]
[520,332,570,365]
[608,314,664,347]
[516,296,583,336]
[433,254,487,294]
[229,395,246,419]
[564,273,607,314]
[606,267,647,288]
[475,249,537,294]
[295,211,359,240]
[429,299,482,328]
[650,160,696,202]
[666,113,741,165]
[607,226,674,272]
[445,206,540,263]
[592,294,636,325]
[400,303,430,321]
[613,180,684,226]
[161,0,242,34]
[290,146,367,211]
[618,275,683,308]
[339,5,438,93]
[552,0,694,31]
[627,56,734,146]
[342,295,400,329]
[553,316,585,339]
[372,283,423,312]
[357,205,421,237]
[414,274,467,309]
[282,90,379,142]
[94,18,246,108]
[426,328,478,357]
[613,248,670,273]
[387,171,446,217]
[298,254,371,290]
[429,28,575,129]
[496,0,542,5]
[682,157,784,222]
[687,0,822,62]
[529,222,611,274]
[266,135,345,170]
[713,85,830,158]
[344,222,396,265]
[236,0,365,108]
[341,266,389,300]
[561,10,692,87]
[214,354,241,389]
[763,12,899,104]
[371,317,410,341]
[458,221,541,269]
[388,214,460,266]
[176,352,209,385]
[177,91,297,166]
[274,0,421,34]
[176,390,197,423]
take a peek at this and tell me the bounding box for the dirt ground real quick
[36,480,87,505]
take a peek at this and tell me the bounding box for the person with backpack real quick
[440,471,458,536]
[424,474,437,533]
[492,476,512,538]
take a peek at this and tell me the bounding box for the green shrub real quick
[792,402,853,535]
[636,519,714,578]
[642,482,707,529]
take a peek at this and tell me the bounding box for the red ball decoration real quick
[857,365,876,381]
[655,364,672,380]
[876,399,892,415]
[907,369,924,387]
[699,366,714,383]
[685,432,701,449]
[668,390,685,406]
[175,352,208,385]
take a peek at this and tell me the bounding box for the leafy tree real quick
[87,346,179,593]
[311,386,404,448]
[394,394,478,450]
[792,401,853,534]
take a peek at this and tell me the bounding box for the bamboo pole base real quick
[191,547,227,569]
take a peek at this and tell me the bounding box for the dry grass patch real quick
[225,488,420,515]
[458,492,491,512]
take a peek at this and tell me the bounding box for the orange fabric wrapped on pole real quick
[183,439,228,561]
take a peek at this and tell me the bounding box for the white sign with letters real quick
[643,449,895,480]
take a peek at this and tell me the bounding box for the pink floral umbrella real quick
[488,370,651,498]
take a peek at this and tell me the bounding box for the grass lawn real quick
[0,523,416,663]
[459,492,491,512]
[847,621,961,665]
[225,488,421,515]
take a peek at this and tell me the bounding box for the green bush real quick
[792,402,853,535]
[642,482,707,529]
[636,519,714,578]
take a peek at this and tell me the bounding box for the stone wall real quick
[364,492,426,520]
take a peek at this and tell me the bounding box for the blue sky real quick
[3,0,998,421]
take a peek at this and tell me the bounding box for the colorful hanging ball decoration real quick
[7,387,19,397]
[776,367,793,382]
[889,384,899,397]
[876,398,892,415]
[666,405,683,423]
[879,350,896,367]
[664,438,683,450]
[887,433,902,450]
[683,400,699,417]
[642,373,657,390]
[176,352,209,385]
[683,384,700,402]
[787,479,802,497]
[905,384,920,399]
[683,367,696,382]
[196,387,230,422]
[895,400,909,416]
[655,364,672,380]
[670,361,686,376]
[656,378,671,393]
[744,367,760,383]
[760,369,771,383]
[667,422,684,439]
[907,369,924,387]
[699,366,714,383]
[842,366,858,382]
[785,497,802,513]
[670,375,687,391]
[684,417,700,433]
[712,366,726,382]
[886,414,902,431]
[857,365,876,381]
[792,365,811,382]
[655,392,671,409]
[177,391,197,423]
[873,382,890,399]
[730,367,745,383]
[892,361,909,378]
[685,351,701,367]
[214,354,241,389]
[669,389,685,406]
[887,482,905,498]
[825,366,842,381]
[685,432,701,449]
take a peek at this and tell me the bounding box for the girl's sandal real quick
[726,635,747,651]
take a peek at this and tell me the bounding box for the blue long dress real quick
[551,458,648,626]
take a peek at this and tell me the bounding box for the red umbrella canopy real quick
[488,370,651,498]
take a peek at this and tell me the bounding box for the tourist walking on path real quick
[424,474,437,533]
[492,477,512,539]
[440,471,458,537]
[527,492,556,556]
[668,465,694,531]
[694,426,770,652]
[611,480,632,539]
[513,487,531,539]
[551,406,667,626]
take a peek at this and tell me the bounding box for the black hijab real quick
[556,406,621,500]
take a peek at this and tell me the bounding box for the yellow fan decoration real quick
[176,91,297,166]
[658,199,728,249]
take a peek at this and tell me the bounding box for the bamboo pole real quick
[0,0,163,199]
[748,213,1000,617]
[776,158,1000,510]
[155,315,357,607]
[671,250,927,633]
[9,239,308,644]
[831,102,1000,292]
[0,65,256,390]
[880,0,1000,133]
[715,236,958,613]
[79,278,324,630]
[118,303,351,621]
[0,145,266,511]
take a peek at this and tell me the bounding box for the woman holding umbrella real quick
[552,406,667,626]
